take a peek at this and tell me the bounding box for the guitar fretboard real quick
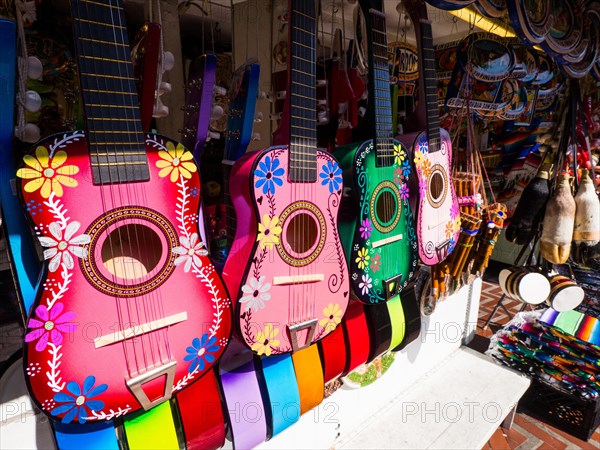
[288,0,317,183]
[71,0,149,185]
[418,20,441,153]
[369,9,395,166]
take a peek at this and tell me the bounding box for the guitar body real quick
[19,131,232,423]
[335,139,417,303]
[401,129,460,266]
[223,146,349,355]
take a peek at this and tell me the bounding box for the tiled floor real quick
[477,281,600,450]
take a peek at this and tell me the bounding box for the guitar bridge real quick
[383,274,403,300]
[436,239,451,261]
[287,318,318,352]
[126,360,176,410]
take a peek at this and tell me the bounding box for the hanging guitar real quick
[399,0,460,266]
[222,0,349,355]
[211,60,261,269]
[17,0,231,423]
[335,0,417,304]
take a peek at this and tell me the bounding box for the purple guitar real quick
[181,53,216,161]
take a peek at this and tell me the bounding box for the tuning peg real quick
[318,110,329,125]
[358,106,366,117]
[270,112,282,121]
[158,81,172,95]
[316,79,327,88]
[258,91,268,100]
[254,111,263,122]
[211,104,224,121]
[15,123,41,143]
[207,130,220,141]
[214,85,227,96]
[317,98,327,107]
[338,103,348,114]
[162,51,175,71]
[22,90,42,113]
[27,56,43,80]
[153,98,169,117]
[251,132,261,141]
[265,90,286,101]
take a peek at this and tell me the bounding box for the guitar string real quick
[78,0,141,376]
[77,0,143,377]
[107,0,163,372]
[102,0,155,374]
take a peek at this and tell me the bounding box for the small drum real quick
[500,267,551,305]
[548,275,585,312]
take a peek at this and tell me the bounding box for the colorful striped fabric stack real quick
[488,308,600,400]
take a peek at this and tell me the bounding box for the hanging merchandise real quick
[573,169,600,247]
[540,174,576,264]
[505,163,551,245]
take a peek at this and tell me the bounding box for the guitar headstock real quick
[223,61,260,163]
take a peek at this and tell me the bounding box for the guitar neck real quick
[406,0,441,152]
[221,162,236,248]
[288,0,318,183]
[71,0,149,185]
[366,7,394,166]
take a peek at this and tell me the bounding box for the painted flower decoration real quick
[359,218,373,240]
[51,375,107,424]
[240,276,271,312]
[448,236,456,254]
[318,303,343,332]
[257,214,282,249]
[454,215,462,232]
[251,324,280,356]
[445,220,455,239]
[413,150,425,168]
[450,201,460,221]
[173,233,208,272]
[355,247,370,270]
[25,302,76,352]
[255,156,284,195]
[184,334,220,374]
[359,274,373,295]
[402,159,411,178]
[394,166,403,181]
[370,253,381,273]
[17,146,79,198]
[156,141,197,182]
[418,139,429,154]
[39,221,90,272]
[319,160,343,194]
[393,143,407,166]
[399,182,409,201]
[420,159,432,178]
[419,178,428,196]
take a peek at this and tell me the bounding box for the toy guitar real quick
[17,0,231,423]
[0,13,42,314]
[131,22,174,133]
[181,53,218,161]
[335,0,417,304]
[210,61,261,268]
[399,0,460,266]
[222,0,349,355]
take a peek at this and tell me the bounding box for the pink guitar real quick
[222,0,349,355]
[17,0,231,424]
[398,0,460,266]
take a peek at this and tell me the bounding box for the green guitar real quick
[334,0,417,304]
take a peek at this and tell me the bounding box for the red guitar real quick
[17,0,231,424]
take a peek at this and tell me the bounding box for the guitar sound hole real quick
[101,224,163,280]
[286,213,318,255]
[376,190,397,225]
[429,171,444,202]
